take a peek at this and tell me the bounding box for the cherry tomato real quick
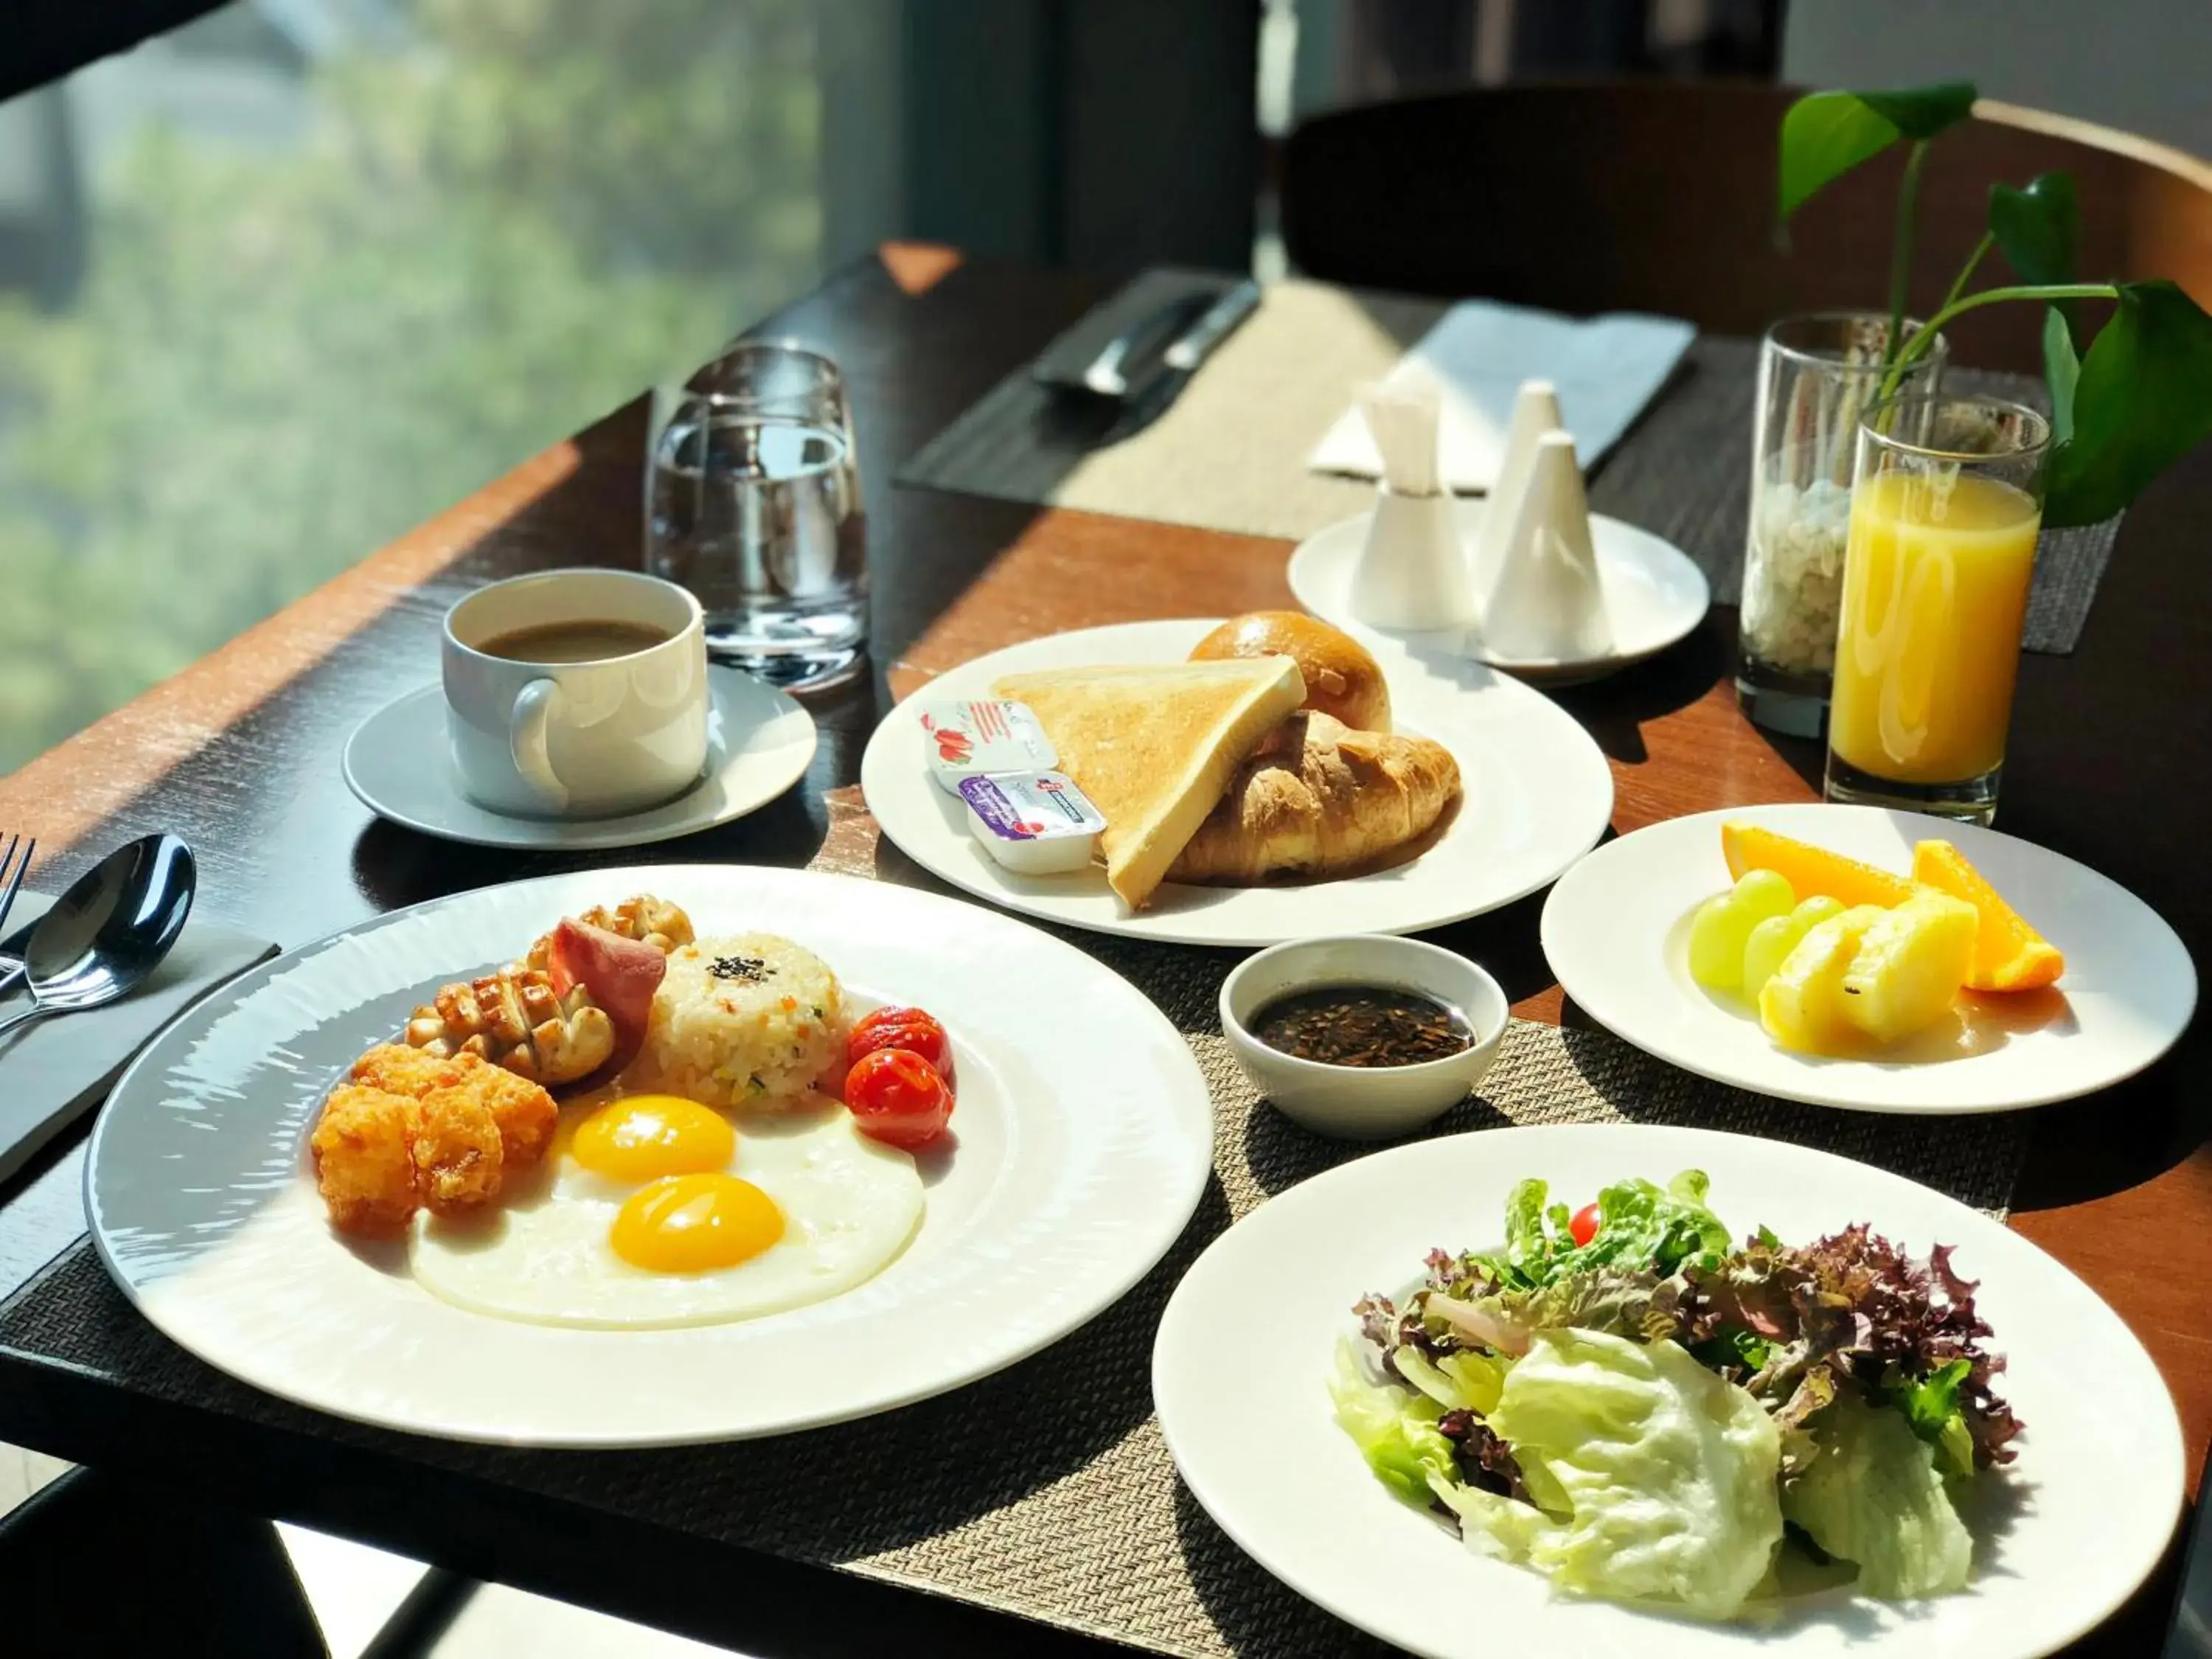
[1569,1202,1601,1248]
[844,1048,954,1150]
[846,1006,953,1081]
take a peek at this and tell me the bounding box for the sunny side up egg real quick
[407,1092,925,1329]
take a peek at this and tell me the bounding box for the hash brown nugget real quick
[410,1087,504,1214]
[350,1042,457,1097]
[311,1085,420,1235]
[451,1060,557,1167]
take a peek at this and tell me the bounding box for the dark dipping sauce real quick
[1251,984,1475,1068]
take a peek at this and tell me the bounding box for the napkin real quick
[1307,300,1696,493]
[0,891,278,1185]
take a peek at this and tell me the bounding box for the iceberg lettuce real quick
[1458,1329,1785,1619]
[1781,1394,1972,1598]
[1327,1339,1454,1509]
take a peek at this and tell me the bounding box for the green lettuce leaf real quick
[1391,1345,1509,1416]
[1327,1338,1453,1509]
[1885,1358,1978,1480]
[1473,1329,1784,1619]
[1781,1394,1972,1598]
[1473,1170,1730,1293]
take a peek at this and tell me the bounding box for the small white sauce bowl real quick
[1220,935,1509,1140]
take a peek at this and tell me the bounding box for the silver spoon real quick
[0,834,196,1044]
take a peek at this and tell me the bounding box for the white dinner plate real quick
[859,619,1614,947]
[1541,804,2195,1114]
[342,667,818,850]
[86,865,1214,1446]
[1153,1121,2184,1659]
[1287,499,1710,685]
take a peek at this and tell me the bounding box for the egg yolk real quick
[610,1174,785,1273]
[571,1095,735,1183]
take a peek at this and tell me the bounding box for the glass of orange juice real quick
[1825,394,2051,825]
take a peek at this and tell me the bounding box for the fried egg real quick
[407,1092,924,1329]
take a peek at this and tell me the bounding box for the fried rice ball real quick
[350,1042,459,1096]
[409,1087,504,1215]
[310,1085,420,1236]
[450,1058,558,1168]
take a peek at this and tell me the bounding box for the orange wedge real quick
[1910,840,2065,992]
[1720,821,1919,911]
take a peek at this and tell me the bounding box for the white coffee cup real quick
[443,569,710,818]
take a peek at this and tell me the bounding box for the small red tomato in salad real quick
[844,1048,954,1150]
[846,1006,953,1082]
[1569,1202,1601,1248]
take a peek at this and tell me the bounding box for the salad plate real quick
[1540,803,2194,1113]
[86,864,1214,1446]
[860,619,1614,947]
[1152,1121,2184,1658]
[1286,500,1709,685]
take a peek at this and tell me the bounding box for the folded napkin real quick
[0,891,277,1185]
[1308,300,1696,492]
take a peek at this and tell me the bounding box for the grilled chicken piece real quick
[523,895,693,972]
[403,967,614,1085]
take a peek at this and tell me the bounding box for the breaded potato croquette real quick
[310,1085,420,1235]
[449,1060,557,1167]
[350,1042,459,1097]
[410,1088,503,1214]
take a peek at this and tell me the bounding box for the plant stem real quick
[1883,140,1933,372]
[1936,232,1994,318]
[1877,282,2116,402]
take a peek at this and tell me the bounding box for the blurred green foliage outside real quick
[0,0,823,771]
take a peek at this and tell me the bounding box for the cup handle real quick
[509,678,568,811]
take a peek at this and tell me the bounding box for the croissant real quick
[403,967,615,1085]
[1166,712,1460,886]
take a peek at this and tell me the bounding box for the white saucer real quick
[343,667,818,850]
[1287,499,1709,686]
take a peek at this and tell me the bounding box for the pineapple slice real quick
[1759,906,1886,1054]
[1837,891,1980,1043]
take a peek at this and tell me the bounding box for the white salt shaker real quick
[1346,375,1475,631]
[1469,379,1561,611]
[1478,430,1612,662]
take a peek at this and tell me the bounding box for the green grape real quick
[1688,893,1755,990]
[1790,896,1845,931]
[1732,869,1797,923]
[1742,914,1805,997]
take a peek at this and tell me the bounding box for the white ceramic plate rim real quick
[859,619,1615,947]
[341,666,818,851]
[86,864,1214,1446]
[1287,501,1711,678]
[1540,804,2196,1113]
[1152,1121,2185,1659]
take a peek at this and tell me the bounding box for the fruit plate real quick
[860,619,1615,948]
[85,865,1214,1446]
[1152,1121,2185,1659]
[1540,803,2195,1113]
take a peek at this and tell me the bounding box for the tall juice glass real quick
[1825,394,2051,826]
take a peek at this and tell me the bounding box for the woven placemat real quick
[0,934,2024,1658]
[897,273,2120,655]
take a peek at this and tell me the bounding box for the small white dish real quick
[1220,935,1506,1138]
[1288,498,1708,686]
[1152,1121,2185,1659]
[1540,802,2196,1114]
[859,619,1615,949]
[342,667,818,851]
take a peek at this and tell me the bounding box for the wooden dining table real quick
[0,243,2203,1656]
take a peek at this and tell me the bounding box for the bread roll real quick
[1189,611,1391,732]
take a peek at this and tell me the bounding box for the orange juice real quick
[1829,470,2040,784]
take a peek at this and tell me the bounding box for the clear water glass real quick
[1737,313,1947,737]
[648,342,866,690]
[1825,394,2051,827]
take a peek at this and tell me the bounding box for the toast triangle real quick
[990,655,1307,909]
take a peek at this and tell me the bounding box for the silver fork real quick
[0,832,34,996]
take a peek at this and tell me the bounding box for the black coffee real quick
[476,621,672,664]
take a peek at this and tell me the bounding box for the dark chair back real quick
[1281,81,2212,375]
